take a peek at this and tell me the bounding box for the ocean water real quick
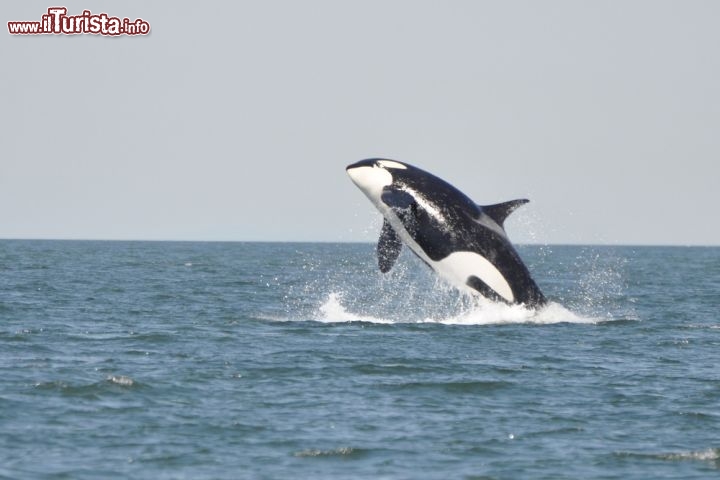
[1,240,719,479]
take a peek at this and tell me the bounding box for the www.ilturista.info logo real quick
[8,7,150,36]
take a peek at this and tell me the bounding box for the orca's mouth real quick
[346,159,378,171]
[347,159,407,171]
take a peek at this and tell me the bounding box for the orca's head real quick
[347,158,480,221]
[346,158,409,204]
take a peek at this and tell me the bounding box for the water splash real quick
[275,243,630,326]
[315,291,595,325]
[317,292,394,324]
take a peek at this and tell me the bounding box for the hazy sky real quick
[2,1,719,245]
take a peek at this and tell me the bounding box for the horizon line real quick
[0,237,717,248]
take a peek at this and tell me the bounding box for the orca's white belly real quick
[382,207,514,303]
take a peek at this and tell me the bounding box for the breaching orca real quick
[346,158,546,308]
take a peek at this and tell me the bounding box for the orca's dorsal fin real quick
[377,219,402,273]
[481,199,529,228]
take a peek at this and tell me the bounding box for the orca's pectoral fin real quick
[481,199,529,228]
[381,188,415,210]
[377,219,402,273]
[381,188,418,230]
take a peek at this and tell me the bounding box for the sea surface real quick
[1,240,719,479]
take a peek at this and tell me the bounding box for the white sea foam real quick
[107,375,135,386]
[661,448,720,462]
[315,291,596,325]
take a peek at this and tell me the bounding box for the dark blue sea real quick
[1,240,719,479]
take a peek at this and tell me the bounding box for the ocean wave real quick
[293,447,364,458]
[616,448,720,465]
[33,375,139,397]
[658,448,720,462]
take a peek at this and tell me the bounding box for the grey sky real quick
[2,1,719,245]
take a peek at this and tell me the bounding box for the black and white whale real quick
[346,158,547,308]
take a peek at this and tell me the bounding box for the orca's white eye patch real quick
[377,160,407,170]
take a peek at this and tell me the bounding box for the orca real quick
[346,158,547,308]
